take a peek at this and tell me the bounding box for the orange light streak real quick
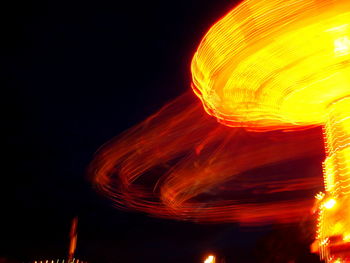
[90,93,324,224]
[68,217,78,262]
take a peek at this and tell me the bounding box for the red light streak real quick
[90,93,323,224]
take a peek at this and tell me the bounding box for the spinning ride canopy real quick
[191,0,350,261]
[191,0,350,131]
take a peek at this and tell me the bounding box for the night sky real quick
[4,0,323,262]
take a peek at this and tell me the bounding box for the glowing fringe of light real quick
[192,0,350,131]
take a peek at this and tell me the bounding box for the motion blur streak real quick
[90,92,323,225]
[192,0,350,131]
[191,0,350,261]
[91,0,350,261]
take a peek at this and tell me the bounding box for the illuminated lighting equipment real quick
[191,0,350,262]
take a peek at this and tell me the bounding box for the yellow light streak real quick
[191,0,350,262]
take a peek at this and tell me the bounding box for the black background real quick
[3,0,322,262]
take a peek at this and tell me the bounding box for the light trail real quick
[191,0,350,261]
[90,93,323,224]
[91,0,350,261]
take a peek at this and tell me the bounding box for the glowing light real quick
[90,93,324,224]
[323,198,336,209]
[68,217,78,262]
[91,0,350,262]
[344,234,350,241]
[315,192,325,200]
[192,0,350,131]
[191,0,350,262]
[334,36,350,56]
[204,255,215,263]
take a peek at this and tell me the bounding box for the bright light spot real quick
[334,36,350,56]
[324,198,336,209]
[343,234,350,241]
[204,255,215,263]
[315,192,325,200]
[320,238,329,246]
